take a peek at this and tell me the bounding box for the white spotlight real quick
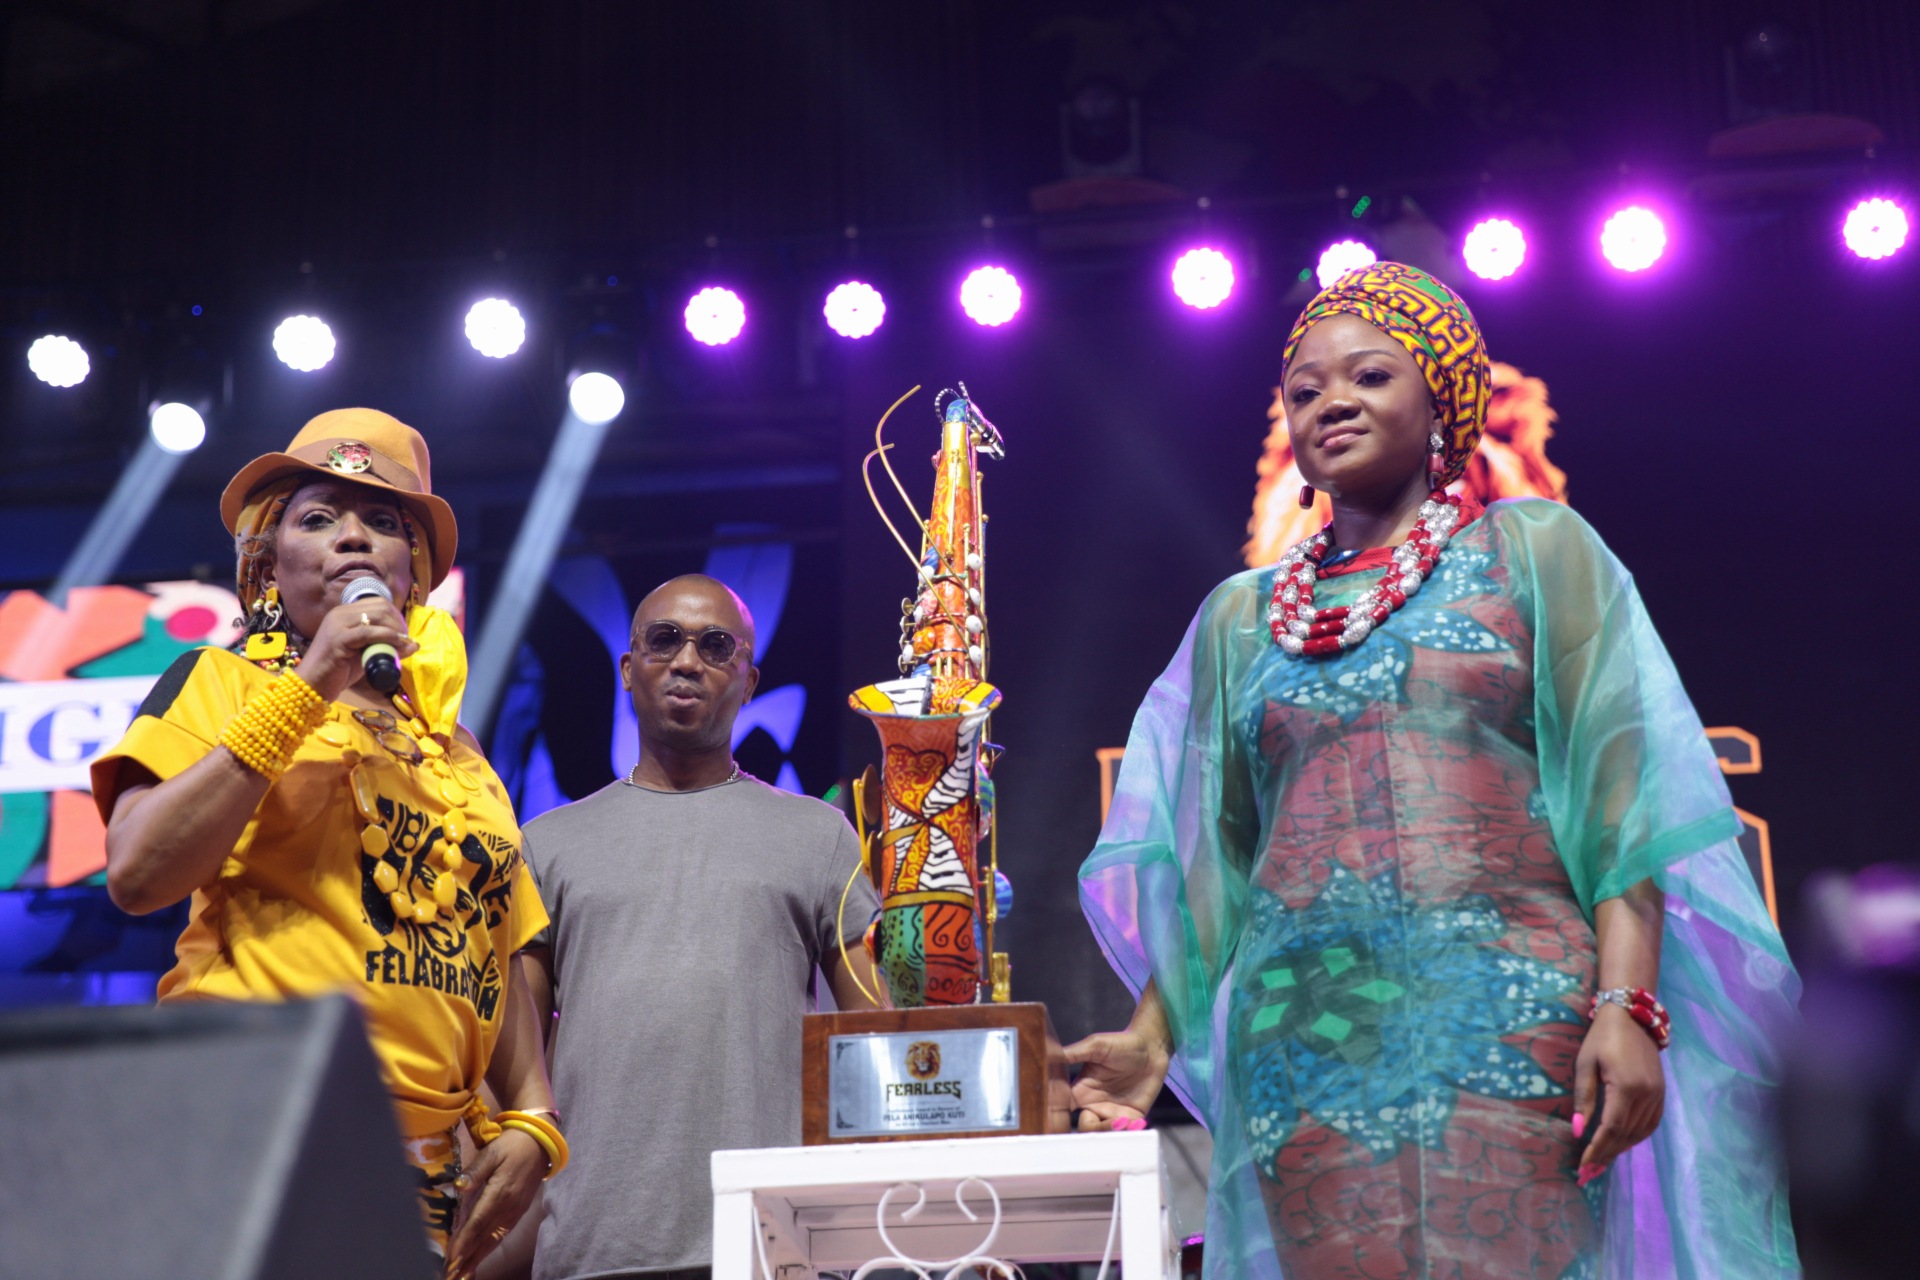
[568,372,625,425]
[465,298,527,358]
[273,315,336,371]
[149,402,207,454]
[1316,240,1377,288]
[27,335,90,388]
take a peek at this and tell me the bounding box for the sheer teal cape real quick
[1080,499,1799,1278]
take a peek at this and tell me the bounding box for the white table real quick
[711,1130,1177,1279]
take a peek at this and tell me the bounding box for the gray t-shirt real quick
[521,773,878,1280]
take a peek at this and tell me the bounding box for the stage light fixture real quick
[823,281,886,338]
[1599,206,1668,272]
[1462,218,1528,281]
[959,266,1022,326]
[1842,198,1910,260]
[149,402,206,454]
[1171,247,1235,309]
[465,298,527,357]
[567,372,625,425]
[273,315,336,371]
[468,374,626,732]
[684,287,746,346]
[52,415,196,602]
[26,335,90,387]
[1316,240,1377,287]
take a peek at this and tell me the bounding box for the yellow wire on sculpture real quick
[835,857,883,1009]
[872,384,926,529]
[862,445,925,575]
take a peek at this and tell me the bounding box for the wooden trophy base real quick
[802,1003,1071,1145]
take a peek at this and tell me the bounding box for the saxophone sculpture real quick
[850,384,1009,1008]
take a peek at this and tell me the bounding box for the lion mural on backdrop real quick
[1244,361,1569,568]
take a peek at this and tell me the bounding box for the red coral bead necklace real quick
[1267,488,1465,657]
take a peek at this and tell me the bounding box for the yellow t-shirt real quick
[90,645,548,1137]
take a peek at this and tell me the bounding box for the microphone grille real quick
[341,575,394,604]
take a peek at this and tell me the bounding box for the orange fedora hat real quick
[219,408,459,588]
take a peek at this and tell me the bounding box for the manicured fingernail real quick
[1113,1117,1147,1131]
[1571,1113,1585,1138]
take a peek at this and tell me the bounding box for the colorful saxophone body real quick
[850,385,1008,1008]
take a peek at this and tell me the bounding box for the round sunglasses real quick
[637,620,748,667]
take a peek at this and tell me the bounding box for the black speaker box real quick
[0,995,433,1280]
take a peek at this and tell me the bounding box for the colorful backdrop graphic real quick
[0,582,242,890]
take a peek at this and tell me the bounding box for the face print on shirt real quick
[357,793,524,1022]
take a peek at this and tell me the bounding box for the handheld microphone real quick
[341,575,404,694]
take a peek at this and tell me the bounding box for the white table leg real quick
[1118,1167,1171,1279]
[712,1189,759,1280]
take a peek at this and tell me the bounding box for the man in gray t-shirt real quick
[520,575,882,1279]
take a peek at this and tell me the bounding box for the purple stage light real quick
[1599,206,1667,272]
[1842,198,1910,260]
[823,281,886,338]
[1316,240,1377,288]
[1171,247,1235,309]
[1462,218,1528,281]
[684,286,746,345]
[959,266,1022,327]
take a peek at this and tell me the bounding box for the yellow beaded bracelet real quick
[220,676,323,778]
[218,673,326,782]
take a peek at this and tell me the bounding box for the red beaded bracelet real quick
[1589,986,1671,1050]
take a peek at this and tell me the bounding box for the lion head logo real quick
[905,1041,942,1081]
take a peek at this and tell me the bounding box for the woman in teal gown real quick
[1070,263,1800,1278]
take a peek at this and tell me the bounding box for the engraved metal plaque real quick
[826,1027,1020,1139]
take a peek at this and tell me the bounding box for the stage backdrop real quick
[833,252,1920,1047]
[1,254,1912,1038]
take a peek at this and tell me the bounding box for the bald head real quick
[621,574,759,763]
[631,574,755,648]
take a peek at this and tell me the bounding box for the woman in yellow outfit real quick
[91,409,564,1278]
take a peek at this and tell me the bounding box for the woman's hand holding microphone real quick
[295,576,418,703]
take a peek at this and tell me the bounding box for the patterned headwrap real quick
[1282,261,1491,487]
[233,478,299,614]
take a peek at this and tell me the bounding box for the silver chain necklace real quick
[624,760,742,792]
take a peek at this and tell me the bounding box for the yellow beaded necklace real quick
[325,689,483,926]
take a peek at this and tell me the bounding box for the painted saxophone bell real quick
[850,383,1010,1008]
